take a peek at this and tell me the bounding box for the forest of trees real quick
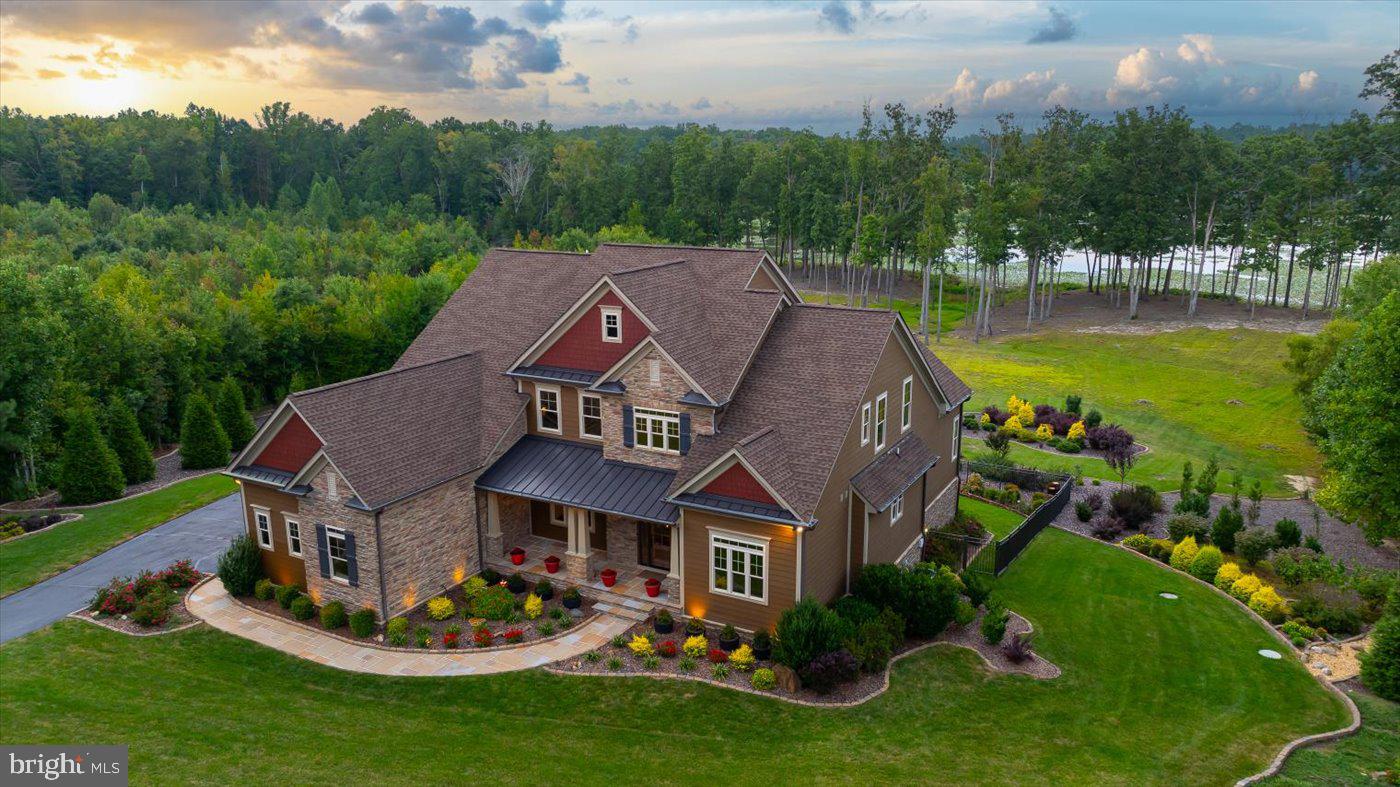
[0,52,1395,502]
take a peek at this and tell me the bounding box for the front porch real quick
[485,533,679,610]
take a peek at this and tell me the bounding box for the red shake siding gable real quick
[254,412,322,472]
[535,290,648,372]
[702,463,778,506]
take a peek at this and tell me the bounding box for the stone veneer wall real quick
[299,465,383,616]
[492,492,532,560]
[923,476,960,530]
[601,346,714,471]
[602,515,640,570]
[377,472,482,619]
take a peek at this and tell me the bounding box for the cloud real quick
[1175,34,1223,66]
[615,76,631,85]
[691,96,712,110]
[575,6,604,20]
[560,71,590,92]
[942,67,1075,114]
[36,68,64,79]
[819,1,857,34]
[1027,6,1077,44]
[78,68,111,80]
[619,17,639,43]
[518,0,566,28]
[1297,69,1320,92]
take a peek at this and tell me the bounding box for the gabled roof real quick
[850,432,940,512]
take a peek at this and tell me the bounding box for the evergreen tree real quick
[105,398,155,484]
[180,392,231,469]
[57,407,125,505]
[215,377,255,449]
[1360,585,1400,701]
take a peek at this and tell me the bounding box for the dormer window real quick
[601,307,622,343]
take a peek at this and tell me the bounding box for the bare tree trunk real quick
[1025,253,1038,331]
[1282,243,1297,308]
[935,268,945,345]
[1301,259,1314,318]
[920,259,930,342]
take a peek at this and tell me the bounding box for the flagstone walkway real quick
[186,578,634,676]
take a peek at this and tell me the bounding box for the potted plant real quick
[685,617,706,637]
[718,623,741,652]
[509,546,526,566]
[644,577,661,597]
[751,630,772,661]
[561,587,583,609]
[654,609,674,634]
[543,554,561,574]
[600,567,617,587]
[534,578,554,601]
[506,572,527,593]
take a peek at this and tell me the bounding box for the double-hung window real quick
[710,531,767,603]
[901,376,913,432]
[253,508,273,550]
[579,393,603,439]
[285,517,303,557]
[633,407,680,453]
[601,307,622,343]
[891,495,904,524]
[536,385,561,433]
[860,402,872,446]
[325,526,350,582]
[874,393,888,450]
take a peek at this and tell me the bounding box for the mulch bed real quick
[69,584,201,636]
[963,429,1149,462]
[0,512,81,542]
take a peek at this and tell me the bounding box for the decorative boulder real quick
[773,663,801,693]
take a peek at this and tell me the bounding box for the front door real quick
[638,522,671,571]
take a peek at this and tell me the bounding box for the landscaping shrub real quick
[1001,633,1034,664]
[1273,519,1302,549]
[984,429,1011,460]
[1083,409,1102,429]
[960,570,993,607]
[683,635,708,658]
[470,586,514,620]
[1122,533,1154,554]
[1035,423,1054,441]
[1091,513,1123,541]
[1067,420,1086,442]
[216,534,263,597]
[106,398,155,485]
[1291,583,1367,635]
[1057,440,1081,454]
[833,595,879,626]
[1210,505,1245,553]
[965,473,984,495]
[657,640,678,658]
[349,608,375,637]
[1281,620,1319,648]
[1270,548,1340,587]
[1215,562,1243,593]
[179,392,231,470]
[904,566,962,638]
[707,648,729,664]
[685,617,706,636]
[443,628,461,649]
[275,582,301,609]
[1229,573,1262,602]
[1167,514,1210,545]
[254,579,276,601]
[955,599,977,626]
[1065,394,1082,414]
[533,578,553,599]
[1110,485,1161,530]
[290,596,314,621]
[1247,586,1289,623]
[773,598,845,670]
[1147,538,1175,562]
[57,406,126,505]
[90,577,138,616]
[320,601,347,629]
[751,668,777,691]
[386,617,409,646]
[628,635,654,657]
[1189,546,1224,583]
[131,590,174,627]
[847,618,897,673]
[1360,586,1400,701]
[1169,536,1199,572]
[1349,569,1399,619]
[1235,528,1276,565]
[523,593,543,620]
[800,649,858,694]
[730,644,756,672]
[461,576,488,599]
[1074,501,1093,526]
[1087,424,1133,452]
[710,663,730,680]
[157,560,201,589]
[981,602,1009,645]
[426,596,455,620]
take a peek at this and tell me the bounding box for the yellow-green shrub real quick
[1169,536,1199,572]
[523,593,543,620]
[628,634,654,657]
[1248,585,1290,623]
[426,596,455,621]
[1188,546,1224,582]
[966,473,984,494]
[1067,421,1086,441]
[1230,573,1262,602]
[730,644,755,672]
[1004,415,1024,432]
[979,412,991,426]
[683,635,707,658]
[1035,423,1054,441]
[1215,562,1243,592]
[462,576,488,599]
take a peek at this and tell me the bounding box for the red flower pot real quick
[543,555,561,573]
[600,568,617,587]
[644,577,661,597]
[509,547,525,566]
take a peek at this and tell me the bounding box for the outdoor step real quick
[592,602,652,622]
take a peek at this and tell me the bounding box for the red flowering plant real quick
[503,628,525,643]
[90,577,139,616]
[443,631,461,649]
[473,628,494,647]
[131,569,163,598]
[156,559,201,589]
[707,648,729,664]
[657,640,678,658]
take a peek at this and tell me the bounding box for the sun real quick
[65,69,150,114]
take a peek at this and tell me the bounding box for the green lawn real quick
[0,528,1345,784]
[801,290,969,334]
[0,474,236,597]
[936,328,1320,495]
[958,495,1024,538]
[1264,692,1399,785]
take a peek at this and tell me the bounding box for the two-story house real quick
[227,244,971,631]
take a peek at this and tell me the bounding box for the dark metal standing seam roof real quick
[671,491,805,526]
[476,436,678,523]
[507,365,602,386]
[229,465,296,486]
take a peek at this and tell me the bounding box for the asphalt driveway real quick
[0,492,243,644]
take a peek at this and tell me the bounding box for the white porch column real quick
[564,507,593,580]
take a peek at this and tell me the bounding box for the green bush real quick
[960,570,993,607]
[1121,533,1154,554]
[1291,583,1367,636]
[215,377,256,449]
[1110,485,1162,530]
[853,563,959,638]
[56,407,125,505]
[1235,528,1276,565]
[750,668,777,691]
[349,607,376,637]
[981,602,1009,645]
[254,579,276,601]
[386,617,409,646]
[274,582,301,609]
[1074,500,1092,522]
[1270,548,1340,587]
[1273,519,1302,549]
[105,398,155,485]
[320,601,347,629]
[954,599,977,626]
[216,533,263,597]
[833,595,879,626]
[131,589,174,627]
[290,596,315,620]
[1281,619,1318,648]
[853,564,906,613]
[1166,514,1210,544]
[773,598,845,670]
[470,585,514,620]
[1210,505,1244,553]
[1188,546,1224,582]
[179,392,231,469]
[1147,538,1175,562]
[1360,586,1400,701]
[847,618,896,673]
[1084,409,1102,428]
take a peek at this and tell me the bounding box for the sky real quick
[0,0,1395,133]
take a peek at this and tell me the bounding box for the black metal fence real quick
[960,459,1074,576]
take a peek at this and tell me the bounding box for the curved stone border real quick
[0,513,83,544]
[1,470,222,514]
[1052,526,1362,786]
[63,581,207,637]
[962,430,1152,462]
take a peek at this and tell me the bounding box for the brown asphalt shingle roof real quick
[850,432,940,512]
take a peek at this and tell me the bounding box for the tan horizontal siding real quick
[682,510,796,632]
[241,481,306,588]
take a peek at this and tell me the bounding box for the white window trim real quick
[648,358,661,384]
[952,419,961,460]
[284,515,303,557]
[901,376,913,432]
[252,506,273,550]
[549,503,567,526]
[891,495,904,525]
[633,406,681,454]
[600,306,622,343]
[535,384,562,434]
[325,525,350,584]
[578,391,603,440]
[860,402,871,446]
[708,529,769,605]
[875,392,888,451]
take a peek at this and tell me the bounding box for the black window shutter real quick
[622,405,634,447]
[315,524,330,578]
[679,412,692,454]
[345,531,359,587]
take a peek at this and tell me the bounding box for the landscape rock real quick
[1225,399,1245,406]
[773,664,801,693]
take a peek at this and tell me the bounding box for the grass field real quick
[1264,692,1399,785]
[0,528,1346,784]
[0,474,236,598]
[958,495,1024,538]
[936,328,1320,496]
